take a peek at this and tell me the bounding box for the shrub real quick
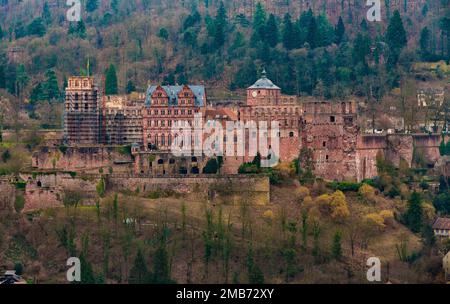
[364,213,386,231]
[316,194,332,215]
[14,263,24,276]
[328,181,361,192]
[148,191,161,199]
[329,191,350,221]
[295,186,311,202]
[379,210,395,226]
[118,145,132,156]
[14,194,25,213]
[59,145,69,154]
[96,178,106,198]
[422,203,436,223]
[263,210,274,222]
[359,184,377,204]
[203,158,219,174]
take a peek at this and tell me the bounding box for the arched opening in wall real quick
[37,181,42,188]
[158,159,164,165]
[191,167,200,174]
[289,132,294,138]
[169,159,176,165]
[179,167,188,175]
[74,103,79,110]
[191,157,198,163]
[75,93,79,100]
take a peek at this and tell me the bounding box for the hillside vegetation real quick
[0,0,448,103]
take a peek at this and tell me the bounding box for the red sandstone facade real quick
[61,73,444,181]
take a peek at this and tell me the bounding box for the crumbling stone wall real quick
[413,134,441,165]
[385,135,414,167]
[0,179,15,212]
[32,146,133,172]
[21,173,98,212]
[108,175,270,205]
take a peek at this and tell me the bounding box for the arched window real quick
[75,93,79,101]
[161,134,165,146]
[158,159,164,165]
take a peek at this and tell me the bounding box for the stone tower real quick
[64,76,101,145]
[246,69,282,106]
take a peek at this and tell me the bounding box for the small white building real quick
[433,218,450,238]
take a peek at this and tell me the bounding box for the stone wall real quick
[0,178,15,212]
[18,173,270,211]
[108,175,270,205]
[356,135,386,181]
[32,146,133,172]
[413,134,441,164]
[21,173,99,212]
[355,134,442,182]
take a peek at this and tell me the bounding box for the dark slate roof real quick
[248,69,280,90]
[145,85,206,107]
[433,218,450,230]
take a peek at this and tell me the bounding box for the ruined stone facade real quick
[103,94,144,145]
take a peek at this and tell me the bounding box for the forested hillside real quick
[0,0,448,105]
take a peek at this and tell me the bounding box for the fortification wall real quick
[32,146,133,172]
[20,173,270,210]
[412,134,441,164]
[108,175,270,205]
[0,179,15,212]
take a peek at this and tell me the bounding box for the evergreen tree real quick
[335,16,345,45]
[252,3,267,43]
[385,10,407,69]
[129,249,150,284]
[282,13,296,50]
[152,246,172,283]
[405,192,423,233]
[27,18,46,37]
[246,245,264,284]
[105,64,118,95]
[86,0,99,12]
[45,69,60,100]
[419,27,431,60]
[0,65,5,88]
[306,16,318,49]
[30,83,45,104]
[69,20,87,39]
[42,1,52,24]
[213,1,227,49]
[126,80,136,94]
[332,231,342,259]
[79,254,96,284]
[265,14,278,47]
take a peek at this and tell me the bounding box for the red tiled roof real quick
[433,218,450,230]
